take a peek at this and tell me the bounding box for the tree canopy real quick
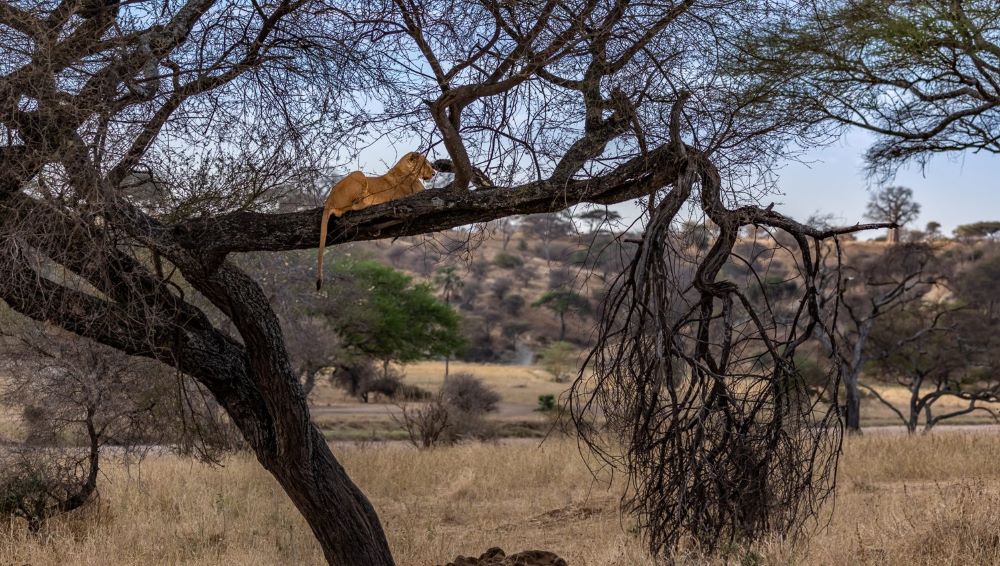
[865,185,921,242]
[750,0,1000,177]
[954,221,1000,240]
[328,261,465,367]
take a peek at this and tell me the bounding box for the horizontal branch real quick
[171,145,684,254]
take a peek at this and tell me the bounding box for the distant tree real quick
[815,243,939,432]
[469,260,491,278]
[925,221,942,240]
[865,186,921,244]
[489,217,520,250]
[955,254,1000,321]
[678,220,716,250]
[954,221,1000,241]
[501,321,531,351]
[513,265,537,286]
[532,289,591,341]
[867,304,1000,433]
[805,211,836,232]
[329,261,465,377]
[548,267,575,290]
[282,314,344,395]
[386,246,409,268]
[491,278,513,301]
[434,265,465,377]
[459,281,482,310]
[434,266,464,305]
[577,208,623,234]
[521,212,574,261]
[500,294,526,317]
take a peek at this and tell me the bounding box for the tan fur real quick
[316,152,436,289]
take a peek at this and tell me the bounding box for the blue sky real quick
[773,129,998,238]
[597,128,998,239]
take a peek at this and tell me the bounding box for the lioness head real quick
[397,152,436,181]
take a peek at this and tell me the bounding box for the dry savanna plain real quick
[3,362,1000,565]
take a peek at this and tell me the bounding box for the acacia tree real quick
[434,265,464,376]
[0,1,885,563]
[814,243,939,432]
[751,0,1000,179]
[866,304,1000,433]
[532,288,590,342]
[326,260,465,378]
[954,221,1000,240]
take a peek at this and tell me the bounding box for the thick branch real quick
[173,145,684,254]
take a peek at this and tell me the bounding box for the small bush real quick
[469,260,490,277]
[441,373,500,413]
[538,341,578,382]
[396,383,432,401]
[395,399,451,448]
[397,374,500,448]
[500,294,526,316]
[331,361,430,402]
[537,394,556,412]
[0,450,97,532]
[493,253,524,269]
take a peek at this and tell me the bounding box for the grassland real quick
[4,361,1000,564]
[2,433,1000,565]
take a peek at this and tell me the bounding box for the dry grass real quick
[402,361,567,408]
[307,361,567,410]
[2,433,1000,565]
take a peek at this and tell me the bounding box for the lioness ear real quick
[408,153,418,162]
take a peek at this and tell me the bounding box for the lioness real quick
[316,152,436,289]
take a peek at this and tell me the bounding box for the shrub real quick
[441,373,500,413]
[538,341,578,382]
[469,260,490,277]
[537,394,556,412]
[331,361,431,402]
[0,448,101,532]
[491,277,513,300]
[548,268,575,290]
[395,399,451,448]
[493,253,524,269]
[396,374,500,448]
[500,294,526,316]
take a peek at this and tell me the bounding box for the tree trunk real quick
[558,313,566,342]
[907,382,920,434]
[264,427,394,566]
[195,268,394,566]
[173,261,396,565]
[844,374,862,433]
